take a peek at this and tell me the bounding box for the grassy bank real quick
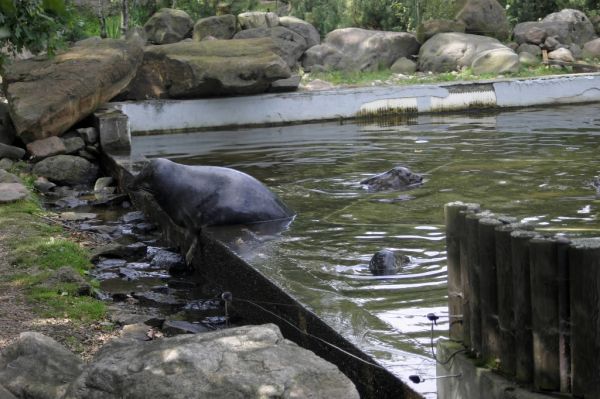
[0,169,114,355]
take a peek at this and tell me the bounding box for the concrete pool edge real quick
[109,72,600,134]
[101,151,424,399]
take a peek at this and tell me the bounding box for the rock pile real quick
[0,326,359,399]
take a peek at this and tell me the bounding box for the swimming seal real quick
[361,166,423,192]
[130,158,295,231]
[369,249,409,276]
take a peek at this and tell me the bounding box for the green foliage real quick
[291,0,347,36]
[505,0,600,23]
[176,0,260,21]
[0,0,67,68]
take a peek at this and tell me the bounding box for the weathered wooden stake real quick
[465,211,489,356]
[569,238,600,399]
[529,236,569,392]
[444,202,479,342]
[459,205,480,348]
[478,216,503,363]
[511,229,538,384]
[494,223,530,376]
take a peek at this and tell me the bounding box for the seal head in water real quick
[361,166,423,192]
[130,158,295,231]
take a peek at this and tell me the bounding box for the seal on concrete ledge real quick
[130,158,295,231]
[361,166,423,192]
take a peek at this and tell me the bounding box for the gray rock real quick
[519,51,540,66]
[234,26,308,69]
[416,19,466,44]
[121,211,145,224]
[390,57,417,74]
[94,176,114,192]
[149,248,186,273]
[162,320,210,336]
[32,155,99,186]
[522,26,547,45]
[302,28,420,72]
[33,177,56,193]
[144,8,193,44]
[91,242,147,261]
[544,36,561,51]
[0,384,17,399]
[65,324,359,399]
[278,16,320,48]
[0,158,14,170]
[77,150,96,161]
[123,39,291,99]
[418,32,518,74]
[569,43,583,59]
[0,332,83,399]
[0,143,25,160]
[302,79,335,91]
[0,182,28,203]
[542,8,596,45]
[192,14,237,41]
[62,136,85,154]
[517,43,542,56]
[132,291,184,308]
[583,38,600,58]
[455,0,510,40]
[76,127,99,145]
[3,39,143,143]
[514,9,596,47]
[45,266,92,296]
[26,136,66,159]
[58,212,97,221]
[268,75,301,92]
[120,323,153,341]
[238,11,279,30]
[0,169,22,183]
[548,47,575,63]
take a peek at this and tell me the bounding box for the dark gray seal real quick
[369,249,409,276]
[361,166,423,192]
[130,158,295,231]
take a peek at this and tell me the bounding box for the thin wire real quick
[234,298,386,370]
[429,319,467,366]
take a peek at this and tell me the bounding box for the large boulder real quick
[279,16,320,48]
[238,11,279,29]
[583,38,600,58]
[144,8,193,44]
[0,332,84,399]
[416,19,466,44]
[124,38,291,99]
[65,324,359,399]
[302,28,420,72]
[32,155,99,186]
[514,9,596,47]
[455,0,510,41]
[2,38,143,143]
[418,32,519,74]
[234,26,308,68]
[192,14,237,41]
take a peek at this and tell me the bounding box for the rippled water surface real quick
[132,105,600,397]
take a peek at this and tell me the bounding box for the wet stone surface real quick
[36,177,231,338]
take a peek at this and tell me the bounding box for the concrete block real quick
[94,108,131,154]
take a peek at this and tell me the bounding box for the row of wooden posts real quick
[444,202,600,398]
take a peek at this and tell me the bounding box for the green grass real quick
[303,64,575,87]
[0,194,106,323]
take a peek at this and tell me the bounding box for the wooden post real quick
[478,217,503,363]
[569,238,600,399]
[494,223,531,376]
[459,205,480,348]
[444,202,479,342]
[511,229,539,384]
[529,236,569,392]
[464,211,492,356]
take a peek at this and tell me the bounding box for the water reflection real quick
[133,104,600,398]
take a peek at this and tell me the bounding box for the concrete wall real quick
[436,340,554,399]
[113,73,600,133]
